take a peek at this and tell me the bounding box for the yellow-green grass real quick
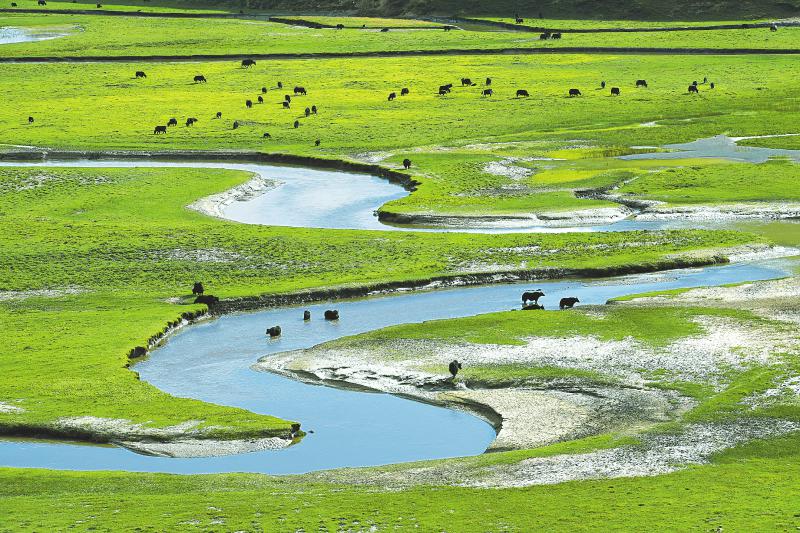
[1,54,797,218]
[615,158,800,206]
[4,14,800,57]
[4,0,231,13]
[282,15,443,27]
[476,16,774,29]
[0,165,753,441]
[2,437,800,531]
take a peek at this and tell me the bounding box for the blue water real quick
[0,258,791,474]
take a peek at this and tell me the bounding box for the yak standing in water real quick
[522,290,544,305]
[324,310,339,320]
[448,360,462,379]
[560,297,580,309]
[266,326,281,337]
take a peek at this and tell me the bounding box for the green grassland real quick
[475,17,777,28]
[4,14,800,58]
[1,54,800,219]
[1,441,800,531]
[616,158,800,205]
[0,165,751,442]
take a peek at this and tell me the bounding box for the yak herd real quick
[420,75,716,101]
[142,64,321,143]
[64,59,721,139]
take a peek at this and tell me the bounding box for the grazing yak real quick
[324,309,339,320]
[303,310,311,320]
[186,117,197,126]
[401,87,409,96]
[515,17,524,24]
[688,85,699,94]
[305,107,311,117]
[167,117,178,127]
[560,297,580,309]
[311,105,318,114]
[482,88,493,96]
[771,23,779,32]
[522,290,545,305]
[261,87,267,93]
[193,75,207,83]
[191,282,204,295]
[448,360,462,379]
[215,111,222,118]
[195,294,219,305]
[486,77,492,86]
[336,23,344,29]
[461,78,473,86]
[28,116,34,124]
[611,87,620,96]
[388,92,397,101]
[636,79,648,88]
[282,101,290,109]
[403,158,412,169]
[263,132,271,138]
[135,70,146,78]
[241,58,256,68]
[539,32,550,40]
[266,326,281,337]
[11,2,17,5]
[516,89,530,97]
[232,121,239,129]
[710,82,715,89]
[258,95,264,104]
[438,88,449,96]
[246,99,253,108]
[380,27,389,32]
[293,120,300,128]
[153,125,167,134]
[443,25,453,31]
[552,32,562,39]
[277,81,283,89]
[315,139,321,146]
[96,3,101,7]
[600,80,606,88]
[285,94,291,102]
[37,0,45,5]
[438,84,453,94]
[294,86,307,95]
[569,88,582,96]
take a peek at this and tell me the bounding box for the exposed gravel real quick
[119,437,292,458]
[0,401,24,414]
[187,173,278,219]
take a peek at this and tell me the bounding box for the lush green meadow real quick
[3,13,800,58]
[3,7,800,531]
[1,53,799,218]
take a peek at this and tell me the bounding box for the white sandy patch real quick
[119,436,291,458]
[147,248,247,263]
[637,202,800,221]
[471,420,800,487]
[0,401,24,414]
[188,174,278,219]
[352,151,394,164]
[482,158,534,180]
[0,287,85,302]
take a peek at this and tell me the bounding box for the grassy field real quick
[616,158,800,205]
[0,164,751,443]
[4,14,800,58]
[3,8,800,530]
[1,53,798,218]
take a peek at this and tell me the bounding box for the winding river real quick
[0,136,798,474]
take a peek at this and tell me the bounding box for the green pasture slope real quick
[2,4,800,531]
